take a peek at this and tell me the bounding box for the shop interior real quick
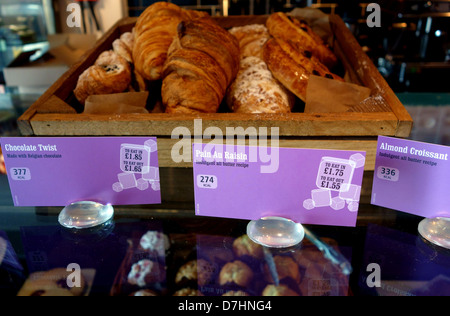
[0,0,449,296]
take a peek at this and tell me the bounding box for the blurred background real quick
[0,0,449,144]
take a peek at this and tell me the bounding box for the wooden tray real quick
[17,15,413,171]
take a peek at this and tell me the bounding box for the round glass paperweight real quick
[418,217,450,250]
[58,201,114,230]
[247,217,305,248]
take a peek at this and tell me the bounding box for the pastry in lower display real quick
[17,268,86,297]
[226,56,295,113]
[219,260,254,287]
[263,255,301,284]
[173,288,204,296]
[175,259,215,287]
[232,234,264,259]
[74,50,132,105]
[228,24,271,59]
[266,12,338,69]
[139,231,170,257]
[133,2,209,81]
[262,284,299,296]
[162,17,240,114]
[127,259,166,287]
[129,289,159,296]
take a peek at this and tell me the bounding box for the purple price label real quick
[9,167,31,181]
[1,137,161,207]
[316,157,356,191]
[371,136,450,218]
[193,143,366,227]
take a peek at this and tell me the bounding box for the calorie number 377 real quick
[12,168,27,176]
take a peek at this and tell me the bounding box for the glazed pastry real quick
[227,56,295,114]
[133,2,208,81]
[113,32,134,63]
[262,284,299,296]
[273,38,343,81]
[162,17,240,113]
[232,234,264,259]
[17,268,86,297]
[266,12,338,69]
[228,24,270,59]
[219,260,253,287]
[263,38,343,102]
[127,259,165,287]
[74,50,132,105]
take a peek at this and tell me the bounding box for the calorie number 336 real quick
[380,167,396,176]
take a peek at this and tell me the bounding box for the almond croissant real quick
[162,18,240,114]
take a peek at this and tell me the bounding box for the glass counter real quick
[0,178,449,297]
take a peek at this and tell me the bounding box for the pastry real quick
[173,288,204,296]
[262,38,343,102]
[113,32,134,63]
[219,260,253,287]
[139,231,170,257]
[162,17,240,114]
[133,2,208,81]
[266,12,338,69]
[272,37,343,81]
[17,268,86,297]
[232,234,264,259]
[175,259,215,287]
[228,24,270,59]
[127,259,165,287]
[262,284,299,296]
[129,289,159,296]
[227,56,295,113]
[264,255,301,284]
[74,50,132,105]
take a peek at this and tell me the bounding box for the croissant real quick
[266,12,338,69]
[162,18,240,114]
[112,32,134,63]
[133,2,208,81]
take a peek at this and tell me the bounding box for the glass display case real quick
[0,0,449,299]
[0,189,449,297]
